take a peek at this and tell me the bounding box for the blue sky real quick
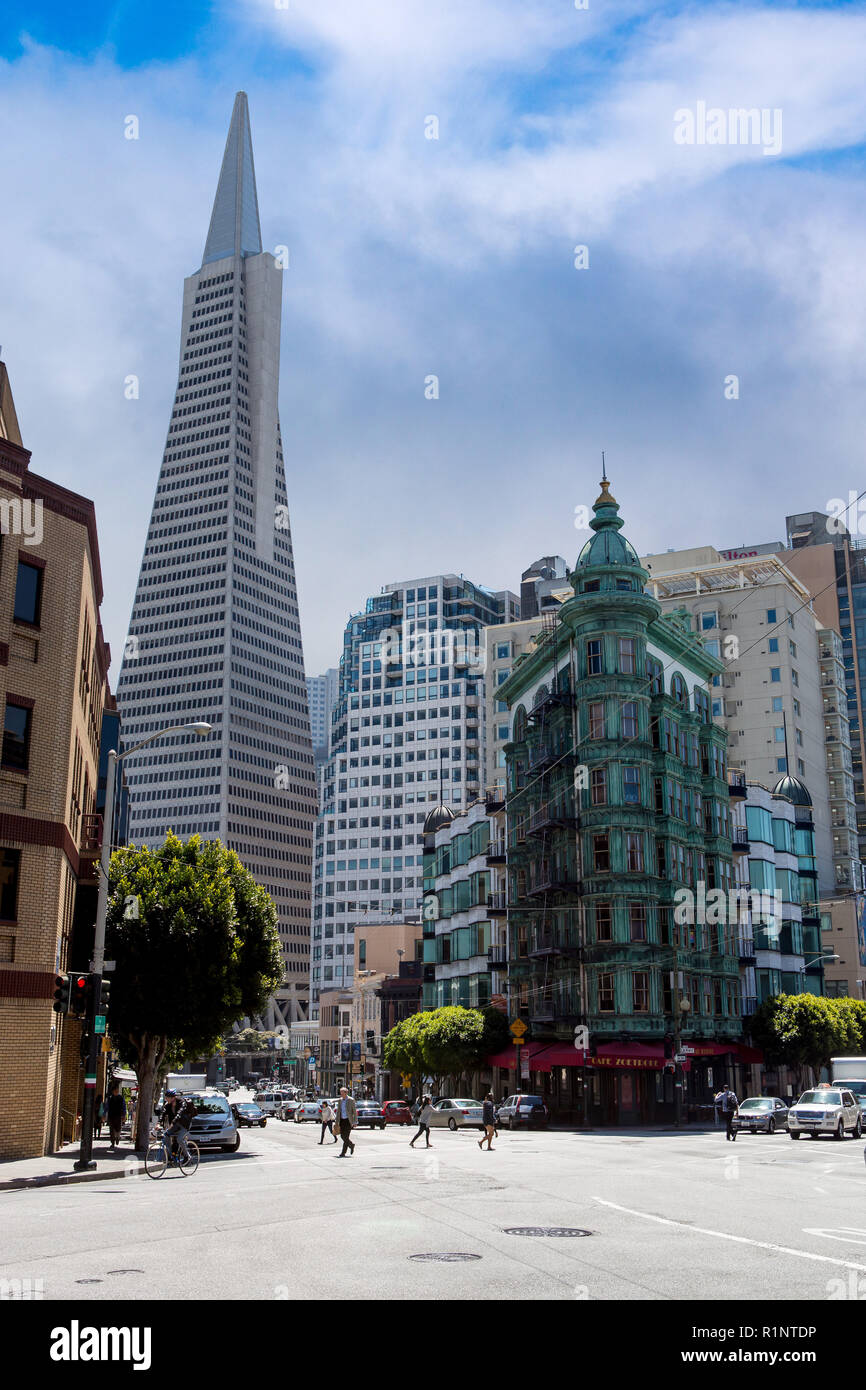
[2,1,866,676]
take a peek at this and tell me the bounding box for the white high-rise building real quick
[116,93,316,1024]
[307,668,339,762]
[308,574,519,1019]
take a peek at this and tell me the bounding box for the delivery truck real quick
[831,1058,866,1122]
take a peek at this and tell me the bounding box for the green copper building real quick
[499,479,748,1125]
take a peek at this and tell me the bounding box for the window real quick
[771,697,782,712]
[13,561,43,625]
[768,637,779,653]
[496,643,511,659]
[621,701,638,739]
[0,848,20,920]
[770,668,781,682]
[622,766,640,804]
[586,638,603,675]
[632,972,649,1012]
[625,833,643,872]
[789,641,797,657]
[588,702,605,739]
[619,638,636,674]
[2,703,31,771]
[766,609,776,624]
[598,973,615,1012]
[590,768,607,806]
[629,902,647,941]
[592,834,610,872]
[776,757,787,772]
[774,727,785,743]
[595,903,612,942]
[700,611,718,631]
[792,669,799,687]
[647,658,663,694]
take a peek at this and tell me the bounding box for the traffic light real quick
[97,975,111,1013]
[70,974,89,1016]
[53,974,71,1014]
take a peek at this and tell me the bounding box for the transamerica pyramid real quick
[116,93,316,1026]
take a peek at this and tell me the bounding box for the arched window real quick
[671,672,689,709]
[513,706,527,742]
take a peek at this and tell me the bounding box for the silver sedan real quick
[428,1098,484,1131]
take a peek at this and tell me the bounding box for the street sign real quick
[510,1017,527,1034]
[573,1025,589,1050]
[94,1015,107,1035]
[674,1053,690,1063]
[679,1045,695,1055]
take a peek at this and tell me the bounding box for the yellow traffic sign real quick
[509,1018,527,1037]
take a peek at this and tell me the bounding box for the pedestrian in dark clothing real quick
[478,1093,496,1151]
[106,1082,126,1148]
[409,1096,434,1148]
[319,1100,337,1144]
[715,1084,740,1141]
[93,1094,104,1139]
[336,1087,356,1156]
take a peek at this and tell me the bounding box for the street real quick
[4,1093,866,1302]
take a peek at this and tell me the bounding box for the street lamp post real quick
[74,721,212,1170]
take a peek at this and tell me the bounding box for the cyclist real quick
[164,1096,197,1163]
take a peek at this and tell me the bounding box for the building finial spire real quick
[203,92,263,266]
[601,449,607,483]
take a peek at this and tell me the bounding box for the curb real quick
[0,1162,146,1192]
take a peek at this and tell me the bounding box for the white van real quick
[254,1089,293,1116]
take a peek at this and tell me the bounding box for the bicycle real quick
[145,1125,200,1178]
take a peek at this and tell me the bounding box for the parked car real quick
[428,1098,484,1131]
[497,1095,549,1130]
[233,1102,267,1129]
[278,1099,303,1122]
[788,1088,863,1140]
[186,1093,241,1152]
[382,1101,413,1126]
[293,1100,322,1123]
[731,1097,788,1134]
[354,1101,386,1129]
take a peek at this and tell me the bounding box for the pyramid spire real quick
[203,91,263,265]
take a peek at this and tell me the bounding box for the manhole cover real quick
[503,1227,593,1238]
[75,1279,103,1284]
[409,1253,483,1262]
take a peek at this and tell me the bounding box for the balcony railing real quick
[486,838,507,862]
[485,785,506,812]
[487,891,508,914]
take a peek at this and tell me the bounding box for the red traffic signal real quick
[70,974,90,1014]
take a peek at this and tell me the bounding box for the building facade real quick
[307,668,339,769]
[115,93,316,1025]
[0,358,111,1157]
[499,480,747,1125]
[308,573,518,1019]
[644,547,839,895]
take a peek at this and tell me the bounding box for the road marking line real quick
[592,1197,866,1273]
[803,1227,866,1246]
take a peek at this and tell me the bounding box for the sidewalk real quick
[0,1134,145,1191]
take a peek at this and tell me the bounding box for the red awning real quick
[592,1043,664,1070]
[486,1042,550,1069]
[531,1044,587,1069]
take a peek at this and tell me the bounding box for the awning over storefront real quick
[486,1042,550,1069]
[531,1044,588,1070]
[592,1043,665,1070]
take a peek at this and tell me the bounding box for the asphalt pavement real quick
[3,1090,866,1302]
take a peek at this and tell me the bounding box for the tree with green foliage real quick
[105,833,284,1148]
[750,993,866,1089]
[383,1005,507,1097]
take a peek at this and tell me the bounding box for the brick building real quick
[0,357,110,1158]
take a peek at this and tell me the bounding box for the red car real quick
[382,1100,413,1126]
